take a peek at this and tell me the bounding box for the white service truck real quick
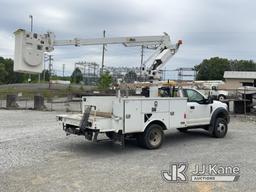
[56,87,229,149]
[13,29,230,149]
[194,81,229,101]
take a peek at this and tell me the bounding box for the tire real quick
[177,128,188,133]
[218,94,226,101]
[212,118,228,138]
[106,132,114,140]
[137,124,164,149]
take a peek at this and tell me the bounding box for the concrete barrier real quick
[34,95,45,110]
[6,94,18,108]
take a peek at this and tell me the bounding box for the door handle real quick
[190,106,195,109]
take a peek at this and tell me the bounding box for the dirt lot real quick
[0,110,255,192]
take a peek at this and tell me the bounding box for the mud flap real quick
[84,129,99,141]
[121,134,125,149]
[79,106,92,132]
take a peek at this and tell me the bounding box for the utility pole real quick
[101,30,106,75]
[29,15,33,32]
[48,55,53,89]
[28,15,34,83]
[140,45,144,77]
[62,64,65,77]
[43,54,48,81]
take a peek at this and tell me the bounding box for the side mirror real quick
[199,96,213,105]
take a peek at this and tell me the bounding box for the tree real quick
[0,57,27,84]
[71,68,83,84]
[124,71,137,83]
[41,69,50,81]
[195,57,230,80]
[0,63,8,84]
[195,57,256,80]
[98,72,112,90]
[232,60,256,71]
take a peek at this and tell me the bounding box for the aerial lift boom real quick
[14,29,182,80]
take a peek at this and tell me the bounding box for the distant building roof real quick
[224,71,256,79]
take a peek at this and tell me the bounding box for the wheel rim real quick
[149,129,161,146]
[219,96,225,101]
[217,123,226,134]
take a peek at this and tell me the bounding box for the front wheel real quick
[137,124,164,149]
[212,118,228,138]
[218,94,226,101]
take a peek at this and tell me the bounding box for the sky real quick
[0,0,256,77]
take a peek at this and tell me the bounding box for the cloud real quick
[0,30,14,58]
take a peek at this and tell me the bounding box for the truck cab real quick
[178,88,228,126]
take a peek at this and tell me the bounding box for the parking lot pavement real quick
[0,110,255,192]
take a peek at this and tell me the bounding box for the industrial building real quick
[223,71,256,89]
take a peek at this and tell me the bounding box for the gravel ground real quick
[0,110,256,192]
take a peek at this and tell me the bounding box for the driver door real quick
[183,89,211,126]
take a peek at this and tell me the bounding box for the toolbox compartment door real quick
[124,100,142,133]
[169,99,187,129]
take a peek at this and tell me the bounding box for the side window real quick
[183,89,204,103]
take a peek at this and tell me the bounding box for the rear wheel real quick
[137,124,164,149]
[212,118,228,138]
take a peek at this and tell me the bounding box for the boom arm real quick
[54,36,168,47]
[14,29,181,80]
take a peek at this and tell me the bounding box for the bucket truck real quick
[13,29,230,149]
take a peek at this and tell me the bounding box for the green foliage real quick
[230,59,256,71]
[0,57,27,84]
[30,74,39,83]
[0,63,8,84]
[41,69,50,81]
[0,57,72,84]
[195,57,230,80]
[51,75,70,81]
[195,57,256,80]
[1,56,255,84]
[71,68,83,84]
[98,72,112,90]
[124,71,137,83]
